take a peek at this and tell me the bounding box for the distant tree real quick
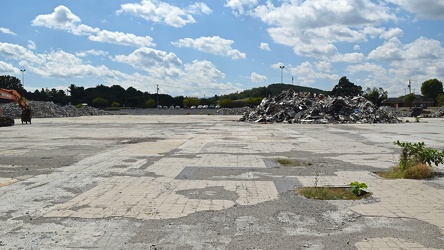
[363,87,388,106]
[0,75,24,93]
[172,96,184,107]
[331,76,362,97]
[245,97,264,106]
[111,102,120,107]
[183,97,199,107]
[436,94,444,106]
[69,84,86,104]
[48,88,68,105]
[146,99,155,108]
[92,97,109,108]
[404,93,416,107]
[218,98,234,108]
[421,78,443,102]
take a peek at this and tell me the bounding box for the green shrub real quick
[111,102,120,107]
[394,141,444,170]
[92,97,109,108]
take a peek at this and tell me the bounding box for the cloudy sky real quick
[0,0,443,97]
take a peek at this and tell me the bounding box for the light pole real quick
[20,69,25,96]
[156,84,159,108]
[279,65,285,83]
[20,69,25,88]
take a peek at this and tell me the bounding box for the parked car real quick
[420,104,427,109]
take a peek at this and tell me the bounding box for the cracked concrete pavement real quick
[1,115,444,249]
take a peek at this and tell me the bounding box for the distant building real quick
[382,95,434,107]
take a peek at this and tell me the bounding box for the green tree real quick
[363,87,388,106]
[0,75,25,97]
[183,97,199,107]
[111,102,120,107]
[92,97,109,108]
[421,78,443,102]
[331,76,362,97]
[246,97,264,106]
[436,94,444,106]
[146,99,155,108]
[404,93,416,107]
[218,98,233,108]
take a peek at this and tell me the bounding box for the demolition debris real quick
[240,90,401,124]
[0,101,108,118]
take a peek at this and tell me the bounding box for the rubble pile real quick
[216,107,253,115]
[434,106,444,117]
[240,90,401,124]
[0,101,108,118]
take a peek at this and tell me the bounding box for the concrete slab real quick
[1,115,444,249]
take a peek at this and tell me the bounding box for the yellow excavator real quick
[0,88,31,126]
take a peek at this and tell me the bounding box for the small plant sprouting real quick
[350,181,368,196]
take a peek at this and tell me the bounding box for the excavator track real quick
[0,117,15,127]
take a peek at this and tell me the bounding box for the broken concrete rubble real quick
[0,101,108,119]
[239,90,401,124]
[434,106,444,117]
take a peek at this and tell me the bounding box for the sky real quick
[0,0,443,98]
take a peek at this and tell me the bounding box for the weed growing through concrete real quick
[276,158,313,167]
[297,187,371,200]
[377,141,442,179]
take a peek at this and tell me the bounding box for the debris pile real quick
[0,101,108,118]
[434,106,444,117]
[239,90,401,124]
[216,107,252,115]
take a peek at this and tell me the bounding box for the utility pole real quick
[408,79,412,94]
[292,76,294,85]
[156,84,159,108]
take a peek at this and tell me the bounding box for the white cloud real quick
[368,37,404,61]
[353,37,444,96]
[0,42,117,79]
[32,5,154,48]
[76,49,109,57]
[332,52,365,63]
[259,42,270,51]
[291,61,339,86]
[183,60,225,81]
[172,36,246,60]
[32,5,80,30]
[354,45,361,51]
[113,47,183,78]
[27,40,36,50]
[250,72,267,83]
[0,61,17,73]
[252,0,397,59]
[0,27,16,36]
[387,0,444,20]
[225,0,258,14]
[89,30,155,47]
[116,0,211,28]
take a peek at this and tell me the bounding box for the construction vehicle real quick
[0,88,31,127]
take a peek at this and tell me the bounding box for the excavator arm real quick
[0,88,31,126]
[0,88,29,109]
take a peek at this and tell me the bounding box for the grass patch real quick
[377,163,434,179]
[297,187,371,200]
[276,158,313,167]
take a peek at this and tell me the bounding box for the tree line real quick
[1,75,443,108]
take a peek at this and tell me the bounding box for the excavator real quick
[0,88,31,127]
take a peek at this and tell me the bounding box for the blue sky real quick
[0,0,443,98]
